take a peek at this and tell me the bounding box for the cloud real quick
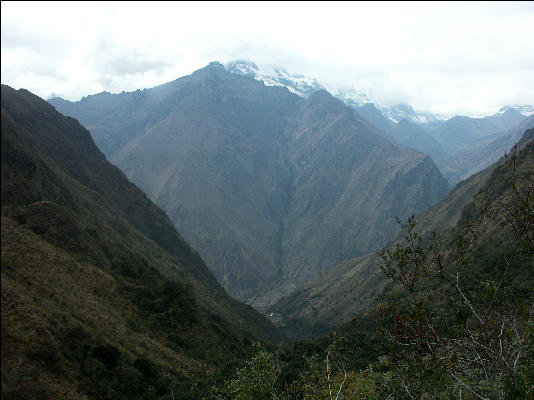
[85,32,174,89]
[1,1,533,115]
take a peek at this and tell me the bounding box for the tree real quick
[376,149,534,399]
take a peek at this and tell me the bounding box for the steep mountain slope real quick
[49,63,450,309]
[427,108,526,154]
[350,104,447,164]
[1,85,281,398]
[393,118,447,161]
[436,114,534,184]
[351,102,395,136]
[272,127,530,338]
[223,60,533,187]
[251,128,534,400]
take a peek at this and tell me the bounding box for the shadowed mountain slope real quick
[49,63,450,308]
[1,85,281,398]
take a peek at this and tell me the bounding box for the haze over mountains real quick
[224,61,533,185]
[49,62,452,308]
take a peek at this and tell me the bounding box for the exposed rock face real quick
[49,63,450,308]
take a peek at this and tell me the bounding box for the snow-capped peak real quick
[499,105,534,117]
[225,60,324,97]
[224,60,445,123]
[375,103,442,124]
[334,88,373,108]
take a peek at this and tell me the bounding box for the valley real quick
[3,2,533,397]
[2,61,533,400]
[49,62,451,308]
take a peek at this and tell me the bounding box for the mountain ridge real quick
[222,60,532,186]
[49,63,450,309]
[1,82,282,341]
[272,126,534,338]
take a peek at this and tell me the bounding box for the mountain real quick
[223,61,534,187]
[48,62,450,309]
[351,102,395,135]
[225,60,324,97]
[376,102,440,124]
[499,104,534,116]
[347,104,530,186]
[426,108,527,154]
[392,118,448,161]
[272,126,531,338]
[225,60,441,124]
[435,115,534,184]
[239,127,534,399]
[1,85,282,399]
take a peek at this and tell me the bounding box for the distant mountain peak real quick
[499,105,534,117]
[334,87,373,108]
[225,60,324,97]
[376,102,442,124]
[225,60,445,124]
[208,61,224,67]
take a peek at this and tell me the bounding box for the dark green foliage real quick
[370,145,534,398]
[133,359,158,384]
[1,379,60,400]
[112,255,150,279]
[92,344,120,371]
[131,281,199,330]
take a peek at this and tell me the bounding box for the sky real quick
[2,1,534,118]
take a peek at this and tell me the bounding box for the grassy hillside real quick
[1,85,281,399]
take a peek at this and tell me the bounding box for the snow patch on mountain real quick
[376,103,442,124]
[334,88,373,108]
[225,60,454,124]
[499,105,534,117]
[225,60,323,97]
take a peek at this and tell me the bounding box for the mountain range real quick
[273,121,534,338]
[49,62,450,309]
[3,59,533,398]
[224,60,533,185]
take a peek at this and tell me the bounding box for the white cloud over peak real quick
[2,1,533,117]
